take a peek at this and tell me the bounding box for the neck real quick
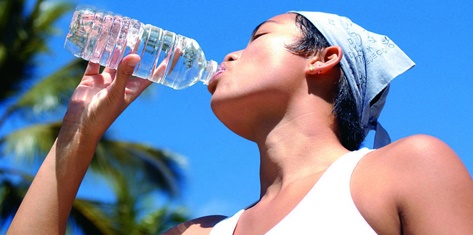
[254,109,348,199]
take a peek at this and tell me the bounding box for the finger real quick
[103,67,117,80]
[135,77,153,91]
[103,66,116,74]
[110,54,141,93]
[84,61,101,76]
[124,76,153,103]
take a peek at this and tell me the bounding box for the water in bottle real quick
[64,5,217,89]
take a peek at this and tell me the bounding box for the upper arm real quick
[163,215,227,235]
[393,135,473,234]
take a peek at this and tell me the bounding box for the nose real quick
[223,50,242,62]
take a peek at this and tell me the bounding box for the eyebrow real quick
[250,20,277,38]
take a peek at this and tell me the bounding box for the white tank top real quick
[210,148,377,234]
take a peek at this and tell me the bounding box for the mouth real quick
[208,64,226,94]
[211,64,226,82]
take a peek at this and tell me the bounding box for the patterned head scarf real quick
[295,11,415,148]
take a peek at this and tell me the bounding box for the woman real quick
[8,11,473,234]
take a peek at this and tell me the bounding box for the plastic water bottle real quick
[64,5,217,89]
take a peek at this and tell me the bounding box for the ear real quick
[306,46,343,75]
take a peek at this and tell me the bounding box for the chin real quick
[211,94,244,123]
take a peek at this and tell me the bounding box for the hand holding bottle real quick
[7,55,150,234]
[60,54,151,143]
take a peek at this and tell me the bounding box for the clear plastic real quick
[64,5,217,90]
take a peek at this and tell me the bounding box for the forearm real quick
[7,55,147,234]
[8,128,98,234]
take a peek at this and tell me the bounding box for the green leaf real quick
[33,1,73,33]
[69,198,117,235]
[93,139,186,197]
[12,59,87,117]
[0,121,60,163]
[0,168,32,228]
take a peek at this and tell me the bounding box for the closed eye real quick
[251,33,267,42]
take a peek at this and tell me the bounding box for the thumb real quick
[113,54,141,89]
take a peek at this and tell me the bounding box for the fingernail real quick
[126,57,141,67]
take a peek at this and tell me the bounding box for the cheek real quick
[243,42,283,68]
[233,46,286,86]
[210,40,304,108]
[244,41,302,81]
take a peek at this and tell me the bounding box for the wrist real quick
[57,120,101,153]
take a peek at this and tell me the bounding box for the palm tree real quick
[0,0,189,233]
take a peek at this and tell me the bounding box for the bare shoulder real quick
[373,134,471,183]
[369,134,472,195]
[363,134,473,234]
[388,134,457,154]
[163,215,226,235]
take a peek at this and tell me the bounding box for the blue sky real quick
[7,0,473,220]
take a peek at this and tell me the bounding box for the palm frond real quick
[0,59,86,128]
[0,0,31,101]
[0,167,118,234]
[0,0,190,233]
[93,139,186,197]
[19,59,85,116]
[136,207,188,234]
[0,0,73,103]
[0,121,60,164]
[31,1,72,34]
[1,122,185,196]
[99,171,188,234]
[0,167,32,228]
[0,180,23,228]
[21,0,72,56]
[69,198,117,235]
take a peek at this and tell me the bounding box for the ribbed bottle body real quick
[64,5,217,89]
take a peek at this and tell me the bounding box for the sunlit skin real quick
[7,13,473,235]
[168,13,473,235]
[209,18,305,141]
[208,14,337,143]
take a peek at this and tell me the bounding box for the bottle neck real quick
[200,60,218,85]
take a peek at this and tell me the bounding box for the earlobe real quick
[306,57,320,75]
[306,46,343,75]
[309,64,315,73]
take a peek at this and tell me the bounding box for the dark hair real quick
[286,13,364,151]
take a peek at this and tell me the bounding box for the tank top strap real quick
[210,148,376,234]
[266,147,376,234]
[209,209,244,235]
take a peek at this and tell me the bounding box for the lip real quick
[208,64,226,94]
[211,64,226,82]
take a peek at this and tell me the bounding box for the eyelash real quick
[252,33,266,41]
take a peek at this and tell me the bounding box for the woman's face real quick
[208,13,309,138]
